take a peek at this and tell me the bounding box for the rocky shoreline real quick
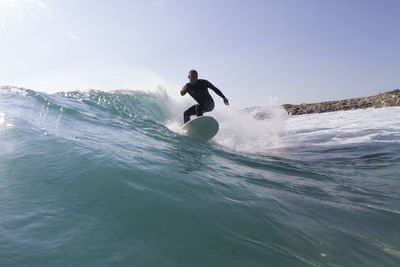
[282,89,400,115]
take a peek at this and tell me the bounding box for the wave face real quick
[1,86,400,266]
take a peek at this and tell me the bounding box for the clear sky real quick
[1,0,399,105]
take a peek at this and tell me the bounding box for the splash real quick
[165,95,290,154]
[212,100,289,154]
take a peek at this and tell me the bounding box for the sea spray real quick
[212,102,288,154]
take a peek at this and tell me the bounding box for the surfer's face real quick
[188,72,198,85]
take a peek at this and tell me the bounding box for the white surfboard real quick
[181,116,219,142]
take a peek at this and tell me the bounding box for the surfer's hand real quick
[181,85,188,96]
[223,98,229,106]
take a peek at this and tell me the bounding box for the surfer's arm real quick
[181,84,188,96]
[206,81,229,105]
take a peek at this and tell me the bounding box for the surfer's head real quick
[188,70,198,85]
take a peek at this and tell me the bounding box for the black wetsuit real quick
[181,79,226,123]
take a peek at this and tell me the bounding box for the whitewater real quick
[0,86,399,266]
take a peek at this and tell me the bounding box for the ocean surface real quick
[1,86,399,266]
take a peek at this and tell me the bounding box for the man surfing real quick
[181,70,229,123]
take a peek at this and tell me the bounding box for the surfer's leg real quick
[204,101,215,112]
[196,104,204,117]
[197,101,214,116]
[184,105,198,123]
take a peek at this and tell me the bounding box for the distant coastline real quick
[282,89,400,115]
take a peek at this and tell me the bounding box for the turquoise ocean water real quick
[0,86,399,266]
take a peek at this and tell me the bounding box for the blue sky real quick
[1,0,399,105]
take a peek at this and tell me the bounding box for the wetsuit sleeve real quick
[206,80,226,99]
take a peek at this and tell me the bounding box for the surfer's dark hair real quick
[189,70,198,77]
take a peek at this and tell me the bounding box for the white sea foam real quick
[168,100,400,154]
[133,85,400,155]
[0,113,5,125]
[285,106,400,147]
[212,101,288,153]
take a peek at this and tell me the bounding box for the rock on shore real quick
[282,89,400,115]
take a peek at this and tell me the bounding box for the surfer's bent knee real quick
[204,101,215,112]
